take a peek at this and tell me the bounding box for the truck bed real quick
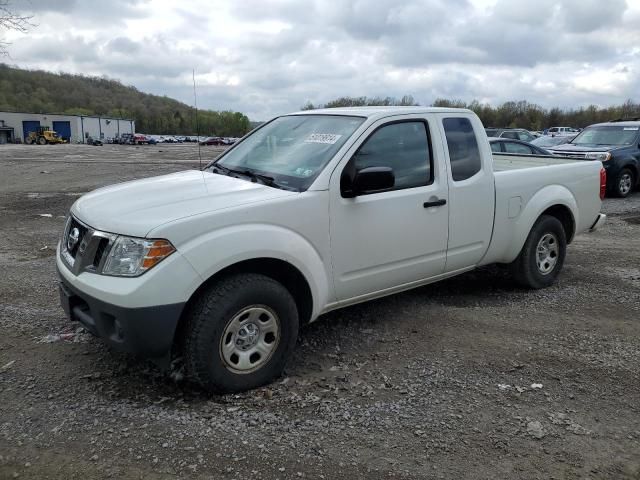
[481,152,603,267]
[492,153,580,172]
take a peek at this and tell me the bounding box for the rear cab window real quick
[442,117,482,181]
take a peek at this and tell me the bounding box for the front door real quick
[329,117,449,301]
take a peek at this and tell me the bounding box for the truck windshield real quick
[209,115,365,191]
[571,126,639,146]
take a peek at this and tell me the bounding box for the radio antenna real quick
[192,69,203,170]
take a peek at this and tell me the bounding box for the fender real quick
[482,184,577,265]
[175,223,332,320]
[619,157,639,179]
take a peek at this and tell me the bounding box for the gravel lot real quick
[0,144,639,479]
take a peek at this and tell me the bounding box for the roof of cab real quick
[288,106,475,121]
[590,120,640,128]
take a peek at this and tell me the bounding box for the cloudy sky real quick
[3,0,640,120]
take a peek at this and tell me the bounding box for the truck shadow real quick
[85,264,535,403]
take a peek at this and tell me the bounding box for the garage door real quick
[22,121,40,141]
[53,121,71,142]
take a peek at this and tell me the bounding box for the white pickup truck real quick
[57,107,606,393]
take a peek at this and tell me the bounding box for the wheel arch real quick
[484,184,579,265]
[187,257,313,324]
[174,257,316,355]
[540,204,575,243]
[620,162,639,183]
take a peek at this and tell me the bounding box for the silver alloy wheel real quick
[219,306,280,374]
[536,233,559,275]
[619,172,632,195]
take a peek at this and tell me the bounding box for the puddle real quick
[624,216,640,225]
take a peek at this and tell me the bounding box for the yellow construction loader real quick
[25,127,66,145]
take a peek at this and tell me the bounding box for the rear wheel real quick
[612,168,635,198]
[25,137,33,145]
[511,215,567,289]
[183,273,299,393]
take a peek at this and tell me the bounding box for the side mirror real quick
[342,166,395,198]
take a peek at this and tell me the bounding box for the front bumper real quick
[590,213,607,232]
[58,271,184,364]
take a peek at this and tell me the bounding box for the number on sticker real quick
[304,133,343,144]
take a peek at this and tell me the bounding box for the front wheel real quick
[183,273,299,393]
[612,168,635,198]
[510,215,567,289]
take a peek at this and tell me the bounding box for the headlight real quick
[585,152,611,161]
[102,237,175,277]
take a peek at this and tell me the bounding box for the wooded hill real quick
[304,96,640,130]
[0,64,251,136]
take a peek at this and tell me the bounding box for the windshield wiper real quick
[235,169,277,186]
[211,164,233,176]
[211,164,283,189]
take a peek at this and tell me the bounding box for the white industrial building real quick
[0,111,135,144]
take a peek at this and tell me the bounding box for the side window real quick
[350,121,432,191]
[490,142,502,153]
[517,132,532,141]
[443,117,482,181]
[504,142,533,154]
[501,131,518,139]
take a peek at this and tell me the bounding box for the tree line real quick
[0,64,251,136]
[303,95,640,130]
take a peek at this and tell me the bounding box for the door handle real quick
[423,198,447,208]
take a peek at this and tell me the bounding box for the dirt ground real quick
[0,143,639,480]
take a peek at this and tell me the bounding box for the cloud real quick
[2,0,638,120]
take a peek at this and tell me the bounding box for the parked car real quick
[57,107,606,393]
[485,128,538,142]
[531,135,576,149]
[118,133,134,145]
[549,119,640,197]
[546,127,579,137]
[133,134,150,145]
[199,136,225,146]
[488,137,552,155]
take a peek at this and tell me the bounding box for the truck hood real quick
[72,170,296,237]
[550,144,620,153]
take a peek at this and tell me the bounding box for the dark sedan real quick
[488,137,552,156]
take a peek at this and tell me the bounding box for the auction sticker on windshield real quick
[304,133,343,144]
[623,127,639,130]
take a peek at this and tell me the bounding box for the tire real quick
[25,137,33,145]
[510,215,567,289]
[183,273,299,393]
[38,136,47,145]
[612,168,635,198]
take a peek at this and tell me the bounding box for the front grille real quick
[93,238,110,268]
[60,215,116,275]
[554,151,588,159]
[64,217,89,260]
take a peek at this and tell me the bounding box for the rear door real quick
[436,114,495,272]
[329,116,449,301]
